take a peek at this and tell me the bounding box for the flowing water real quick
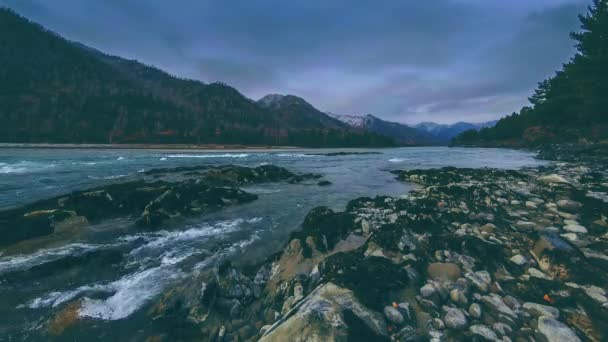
[0,147,545,339]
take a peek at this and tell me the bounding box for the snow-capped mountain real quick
[328,113,441,146]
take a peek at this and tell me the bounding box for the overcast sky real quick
[1,0,590,124]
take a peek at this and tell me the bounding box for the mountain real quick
[0,8,393,147]
[258,94,347,129]
[329,113,440,145]
[414,121,498,142]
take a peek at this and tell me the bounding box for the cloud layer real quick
[1,0,590,123]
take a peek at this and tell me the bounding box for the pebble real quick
[481,294,517,319]
[421,284,437,298]
[469,324,498,341]
[442,307,468,330]
[384,306,404,325]
[468,303,482,319]
[428,263,461,282]
[538,174,570,184]
[523,302,560,319]
[536,317,581,342]
[509,254,527,266]
[465,271,492,293]
[563,224,588,234]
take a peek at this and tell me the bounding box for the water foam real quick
[388,158,405,163]
[0,243,109,274]
[166,153,250,159]
[0,161,56,174]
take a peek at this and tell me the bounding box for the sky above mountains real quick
[1,0,590,124]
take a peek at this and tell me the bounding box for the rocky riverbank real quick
[14,146,608,341]
[109,146,607,342]
[0,165,322,246]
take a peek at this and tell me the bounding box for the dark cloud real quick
[0,0,591,123]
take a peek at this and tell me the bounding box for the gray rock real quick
[428,262,462,282]
[468,303,482,319]
[563,224,588,234]
[450,288,468,306]
[469,324,498,341]
[556,199,582,212]
[481,294,517,319]
[421,283,437,298]
[509,254,528,266]
[384,306,404,325]
[538,174,570,185]
[523,302,559,319]
[536,316,581,342]
[515,221,538,230]
[442,306,467,330]
[465,271,492,293]
[432,318,445,330]
[492,322,512,336]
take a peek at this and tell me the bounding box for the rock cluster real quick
[0,165,320,246]
[138,154,608,341]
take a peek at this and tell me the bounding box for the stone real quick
[442,306,467,330]
[480,223,496,233]
[384,306,404,325]
[481,294,517,319]
[556,199,582,212]
[260,283,388,341]
[527,268,553,280]
[538,174,570,185]
[469,324,498,341]
[509,254,528,266]
[523,302,559,319]
[450,289,468,306]
[432,318,445,330]
[535,316,581,342]
[468,303,482,319]
[563,224,588,234]
[428,263,462,282]
[465,271,492,293]
[421,284,437,298]
[526,201,538,210]
[493,322,512,336]
[515,221,537,230]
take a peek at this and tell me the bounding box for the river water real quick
[0,147,545,339]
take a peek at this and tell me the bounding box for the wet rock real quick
[535,316,581,342]
[384,306,404,325]
[481,294,517,319]
[510,254,528,266]
[538,174,570,185]
[522,302,559,319]
[515,221,537,230]
[442,306,467,330]
[469,303,482,319]
[556,199,582,212]
[465,271,492,293]
[317,180,332,186]
[563,224,588,234]
[259,283,388,341]
[428,263,462,282]
[421,284,437,298]
[493,322,513,337]
[469,324,498,341]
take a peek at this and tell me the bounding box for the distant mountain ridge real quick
[0,8,393,147]
[329,113,440,145]
[414,121,498,141]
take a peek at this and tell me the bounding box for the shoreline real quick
[0,143,443,151]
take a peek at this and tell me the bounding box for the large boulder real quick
[260,282,389,342]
